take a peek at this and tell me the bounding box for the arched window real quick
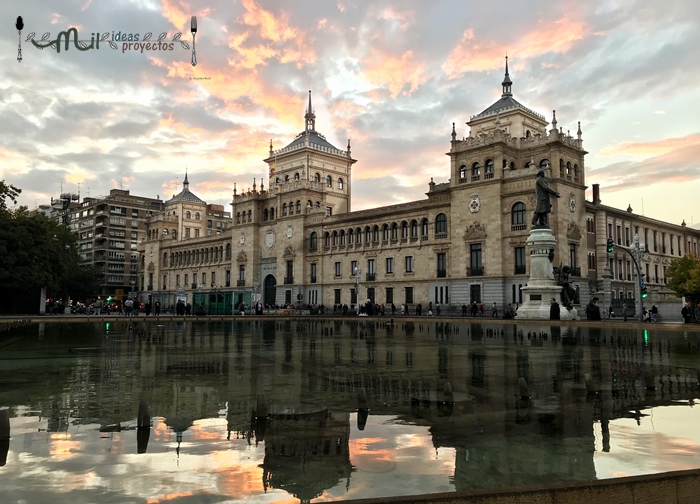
[471,162,481,179]
[525,130,531,138]
[373,225,379,242]
[285,174,290,182]
[574,164,579,181]
[294,172,300,181]
[248,210,252,221]
[226,243,231,258]
[295,200,300,213]
[337,178,344,189]
[566,161,572,177]
[421,218,429,237]
[163,252,168,264]
[485,159,494,178]
[307,200,312,208]
[435,213,447,235]
[365,226,371,243]
[459,165,467,180]
[186,211,191,219]
[348,229,354,244]
[282,203,287,215]
[382,224,389,241]
[391,223,398,240]
[333,231,339,246]
[326,175,332,187]
[401,221,408,239]
[276,177,280,184]
[270,207,275,220]
[539,159,549,170]
[324,232,330,248]
[315,201,321,208]
[310,232,318,250]
[163,228,168,235]
[340,230,346,245]
[263,208,269,221]
[195,250,199,262]
[314,172,321,183]
[559,159,565,177]
[411,220,418,238]
[356,227,362,244]
[510,161,516,170]
[512,202,526,226]
[241,212,246,223]
[195,212,200,220]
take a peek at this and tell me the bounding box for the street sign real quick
[639,279,644,288]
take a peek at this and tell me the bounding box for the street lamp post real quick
[610,234,646,322]
[353,267,362,306]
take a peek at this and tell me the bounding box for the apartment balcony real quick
[366,273,376,281]
[284,277,294,285]
[437,269,447,278]
[237,279,245,287]
[467,267,484,277]
[514,265,526,275]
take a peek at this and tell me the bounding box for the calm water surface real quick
[0,320,699,503]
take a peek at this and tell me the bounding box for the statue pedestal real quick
[517,227,578,321]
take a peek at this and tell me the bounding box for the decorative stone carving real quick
[147,261,155,271]
[527,194,536,209]
[566,222,582,241]
[463,222,487,241]
[468,193,481,213]
[283,245,295,258]
[236,251,247,263]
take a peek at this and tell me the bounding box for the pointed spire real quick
[253,178,256,191]
[451,122,457,141]
[501,55,512,97]
[577,121,582,140]
[346,138,351,156]
[269,139,273,156]
[260,178,264,192]
[233,182,237,196]
[551,110,557,131]
[304,90,316,132]
[183,169,189,189]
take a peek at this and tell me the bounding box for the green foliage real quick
[0,180,21,213]
[666,255,700,298]
[61,263,103,302]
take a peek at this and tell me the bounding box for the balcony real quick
[467,267,484,277]
[237,279,245,287]
[484,171,494,179]
[437,269,446,278]
[511,224,527,232]
[366,273,376,281]
[310,276,317,284]
[471,175,481,181]
[570,267,581,277]
[284,277,294,284]
[514,265,526,275]
[435,233,447,240]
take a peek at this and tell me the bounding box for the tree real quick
[666,255,700,299]
[0,180,21,213]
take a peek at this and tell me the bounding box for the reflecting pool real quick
[0,320,699,503]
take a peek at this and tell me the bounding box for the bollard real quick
[584,373,597,394]
[644,370,656,391]
[358,387,369,411]
[0,410,9,440]
[357,409,369,431]
[137,401,151,429]
[518,377,530,399]
[256,394,268,420]
[443,382,454,405]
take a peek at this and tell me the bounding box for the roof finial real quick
[501,55,512,97]
[183,169,189,188]
[260,178,264,192]
[269,139,273,155]
[253,178,256,191]
[451,122,457,141]
[577,121,582,140]
[233,182,237,196]
[551,110,557,130]
[346,138,351,156]
[304,90,316,133]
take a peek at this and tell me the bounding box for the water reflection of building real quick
[13,321,700,500]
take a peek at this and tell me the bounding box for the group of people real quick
[681,301,700,324]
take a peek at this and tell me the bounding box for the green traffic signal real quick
[606,237,614,253]
[641,287,648,298]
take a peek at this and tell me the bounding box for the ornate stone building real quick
[138,60,700,315]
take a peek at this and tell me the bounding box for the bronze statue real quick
[555,264,577,310]
[532,169,560,227]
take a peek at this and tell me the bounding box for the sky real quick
[1,0,699,225]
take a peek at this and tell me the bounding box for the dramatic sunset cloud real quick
[0,0,698,224]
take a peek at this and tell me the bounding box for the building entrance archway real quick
[264,275,277,306]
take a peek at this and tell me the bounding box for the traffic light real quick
[641,286,648,298]
[606,237,614,253]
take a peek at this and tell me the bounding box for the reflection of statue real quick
[555,264,577,310]
[532,169,560,227]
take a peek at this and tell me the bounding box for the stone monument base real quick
[516,286,578,320]
[515,226,579,321]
